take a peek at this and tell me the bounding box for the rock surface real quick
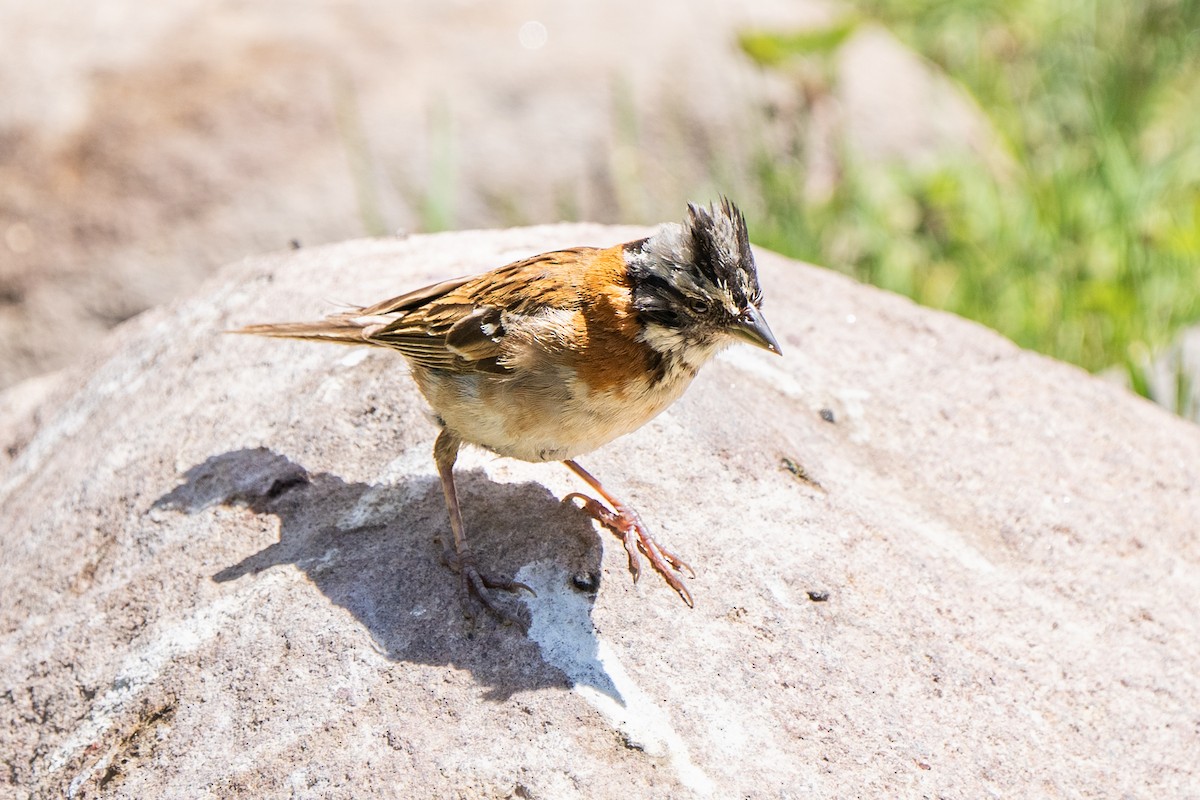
[2,225,1198,798]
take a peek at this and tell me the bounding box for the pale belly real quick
[411,362,697,462]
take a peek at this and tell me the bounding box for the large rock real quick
[2,225,1198,797]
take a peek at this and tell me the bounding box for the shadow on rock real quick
[154,447,619,701]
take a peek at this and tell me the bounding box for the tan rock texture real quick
[2,225,1198,798]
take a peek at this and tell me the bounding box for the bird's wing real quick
[234,248,598,373]
[363,248,594,373]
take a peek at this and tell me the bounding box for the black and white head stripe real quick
[683,198,761,308]
[629,198,763,325]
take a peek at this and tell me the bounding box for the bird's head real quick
[627,198,781,366]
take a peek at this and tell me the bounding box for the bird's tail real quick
[230,314,378,346]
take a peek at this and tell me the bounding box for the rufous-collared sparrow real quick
[236,198,780,622]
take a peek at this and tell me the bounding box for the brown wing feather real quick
[364,249,597,370]
[233,247,601,373]
[356,275,475,316]
[372,248,595,334]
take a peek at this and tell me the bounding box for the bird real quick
[234,198,781,622]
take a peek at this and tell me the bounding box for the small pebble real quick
[572,571,600,593]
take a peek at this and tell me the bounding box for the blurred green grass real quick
[741,0,1200,406]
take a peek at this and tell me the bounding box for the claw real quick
[566,492,642,582]
[564,484,693,608]
[442,549,536,627]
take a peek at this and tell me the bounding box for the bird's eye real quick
[689,299,709,315]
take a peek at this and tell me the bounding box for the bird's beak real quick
[729,305,782,355]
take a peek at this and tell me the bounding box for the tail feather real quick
[230,319,377,346]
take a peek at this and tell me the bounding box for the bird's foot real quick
[442,548,536,629]
[564,492,694,607]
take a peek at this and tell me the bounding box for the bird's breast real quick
[412,343,698,464]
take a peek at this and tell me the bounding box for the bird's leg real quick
[562,459,694,607]
[433,430,534,625]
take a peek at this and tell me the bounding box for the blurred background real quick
[2,0,1198,417]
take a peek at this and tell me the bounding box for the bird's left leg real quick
[434,430,534,624]
[562,459,694,607]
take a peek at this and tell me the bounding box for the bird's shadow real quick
[153,447,618,701]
